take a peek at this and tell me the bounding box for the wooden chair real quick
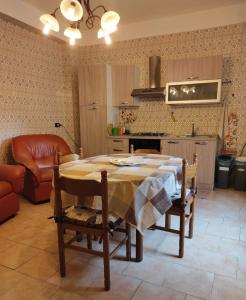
[151,154,198,258]
[53,167,131,291]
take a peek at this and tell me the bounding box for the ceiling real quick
[23,0,246,25]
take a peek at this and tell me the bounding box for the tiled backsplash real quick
[0,14,245,163]
[77,23,246,154]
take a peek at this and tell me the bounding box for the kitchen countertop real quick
[108,134,219,141]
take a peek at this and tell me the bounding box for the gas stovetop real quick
[130,132,168,137]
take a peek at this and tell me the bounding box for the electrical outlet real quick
[55,122,62,127]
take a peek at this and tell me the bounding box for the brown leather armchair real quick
[0,164,25,222]
[12,134,72,203]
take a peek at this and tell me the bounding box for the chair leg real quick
[126,223,131,261]
[165,213,171,229]
[87,234,92,250]
[189,198,195,239]
[57,223,66,277]
[102,231,110,291]
[179,212,185,258]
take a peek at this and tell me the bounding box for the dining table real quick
[51,153,183,262]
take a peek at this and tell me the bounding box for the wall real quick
[0,14,79,163]
[77,22,246,153]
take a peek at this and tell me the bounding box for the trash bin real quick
[233,157,246,191]
[215,155,234,189]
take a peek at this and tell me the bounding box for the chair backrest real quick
[12,134,72,167]
[134,149,160,155]
[53,166,108,227]
[181,154,198,205]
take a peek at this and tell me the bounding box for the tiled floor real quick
[0,189,246,299]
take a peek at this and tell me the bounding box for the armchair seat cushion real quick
[0,181,12,198]
[40,167,54,183]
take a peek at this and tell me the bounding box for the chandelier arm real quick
[85,14,100,29]
[91,5,107,14]
[51,6,60,16]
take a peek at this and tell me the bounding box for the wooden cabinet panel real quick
[166,56,223,82]
[161,139,217,190]
[112,65,139,106]
[193,140,217,187]
[78,65,107,106]
[80,105,107,157]
[108,139,129,154]
[161,140,187,159]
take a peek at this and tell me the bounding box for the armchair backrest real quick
[12,134,72,168]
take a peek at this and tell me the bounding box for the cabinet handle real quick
[187,76,199,80]
[168,141,179,144]
[113,140,122,143]
[120,102,129,105]
[88,107,97,110]
[195,142,208,145]
[113,149,123,152]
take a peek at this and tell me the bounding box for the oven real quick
[129,138,161,152]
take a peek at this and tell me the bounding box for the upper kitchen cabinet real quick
[112,65,140,106]
[78,65,108,106]
[166,55,223,82]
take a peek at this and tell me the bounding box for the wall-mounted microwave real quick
[165,79,221,105]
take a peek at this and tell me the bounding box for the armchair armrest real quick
[0,164,25,193]
[21,161,41,186]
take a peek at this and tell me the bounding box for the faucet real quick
[191,123,195,137]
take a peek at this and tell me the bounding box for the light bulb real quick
[69,37,76,46]
[105,35,111,45]
[43,24,50,35]
[67,6,75,19]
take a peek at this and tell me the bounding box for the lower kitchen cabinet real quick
[80,105,107,157]
[108,138,129,154]
[161,139,217,190]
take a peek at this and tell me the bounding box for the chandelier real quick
[40,0,120,46]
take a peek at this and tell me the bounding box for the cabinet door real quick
[193,141,217,187]
[112,65,139,106]
[166,56,223,82]
[161,140,187,158]
[78,65,107,106]
[80,105,107,157]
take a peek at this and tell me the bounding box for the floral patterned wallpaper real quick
[0,15,79,163]
[76,22,246,154]
[0,14,245,163]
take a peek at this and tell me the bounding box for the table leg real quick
[136,229,143,262]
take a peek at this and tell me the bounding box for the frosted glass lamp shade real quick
[97,26,117,39]
[40,14,59,32]
[101,11,120,31]
[64,27,82,39]
[60,0,83,21]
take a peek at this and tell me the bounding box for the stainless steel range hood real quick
[131,56,165,98]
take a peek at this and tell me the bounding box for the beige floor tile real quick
[132,282,186,300]
[16,251,59,281]
[86,272,141,300]
[49,289,89,299]
[0,274,57,300]
[48,259,103,291]
[0,268,24,296]
[210,275,246,300]
[192,249,237,278]
[0,243,42,269]
[218,237,246,258]
[0,237,17,253]
[162,263,214,299]
[205,223,240,240]
[237,257,246,282]
[123,254,173,285]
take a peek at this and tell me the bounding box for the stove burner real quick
[131,132,168,137]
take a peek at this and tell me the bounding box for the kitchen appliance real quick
[129,138,161,152]
[131,56,165,98]
[166,79,221,104]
